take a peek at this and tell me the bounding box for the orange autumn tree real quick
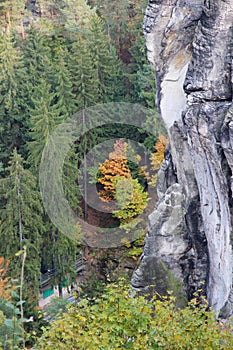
[149,134,168,187]
[98,139,131,202]
[0,257,11,300]
[98,139,149,224]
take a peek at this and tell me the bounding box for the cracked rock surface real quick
[131,0,233,317]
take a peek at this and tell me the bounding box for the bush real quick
[34,281,233,349]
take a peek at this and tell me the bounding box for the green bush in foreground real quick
[34,281,233,350]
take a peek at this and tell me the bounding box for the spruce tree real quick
[27,79,63,170]
[41,224,79,297]
[69,37,98,109]
[61,0,95,34]
[26,43,82,295]
[62,145,82,213]
[88,14,122,102]
[0,33,27,168]
[51,48,76,119]
[91,0,129,59]
[21,28,52,95]
[68,37,99,220]
[0,149,44,311]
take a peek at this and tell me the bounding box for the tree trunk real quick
[58,282,63,297]
[131,0,233,318]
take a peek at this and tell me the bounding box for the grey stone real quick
[132,0,233,317]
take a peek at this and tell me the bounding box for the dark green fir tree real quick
[0,33,27,168]
[0,149,44,313]
[27,79,63,171]
[88,14,123,102]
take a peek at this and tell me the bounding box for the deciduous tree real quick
[149,134,168,187]
[98,139,131,202]
[35,280,233,349]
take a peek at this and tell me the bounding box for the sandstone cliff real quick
[131,0,233,317]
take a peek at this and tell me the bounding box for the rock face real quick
[131,0,233,317]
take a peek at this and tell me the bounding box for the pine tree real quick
[0,149,44,310]
[62,145,82,213]
[0,32,18,114]
[39,138,81,297]
[48,49,82,213]
[18,30,53,163]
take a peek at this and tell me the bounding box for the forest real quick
[0,1,232,349]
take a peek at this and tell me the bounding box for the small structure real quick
[39,254,85,308]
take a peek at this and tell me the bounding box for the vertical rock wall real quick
[131,0,233,316]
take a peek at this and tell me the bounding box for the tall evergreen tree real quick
[27,79,63,170]
[91,0,129,59]
[26,41,82,295]
[68,37,99,220]
[88,14,123,102]
[41,224,79,297]
[0,33,27,168]
[0,149,44,311]
[62,145,82,213]
[61,0,95,34]
[51,48,76,118]
[21,28,52,95]
[69,37,98,109]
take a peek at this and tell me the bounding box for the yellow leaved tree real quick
[149,134,168,187]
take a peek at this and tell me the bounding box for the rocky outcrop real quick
[131,0,233,316]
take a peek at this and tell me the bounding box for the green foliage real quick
[0,297,23,349]
[43,296,72,321]
[41,224,79,297]
[0,262,27,349]
[0,33,27,166]
[0,0,25,35]
[27,79,64,170]
[88,14,123,102]
[61,0,95,34]
[21,28,52,90]
[49,46,76,119]
[68,37,99,109]
[35,280,233,349]
[0,150,44,313]
[62,145,82,213]
[123,236,144,260]
[113,175,149,223]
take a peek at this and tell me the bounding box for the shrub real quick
[34,281,233,349]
